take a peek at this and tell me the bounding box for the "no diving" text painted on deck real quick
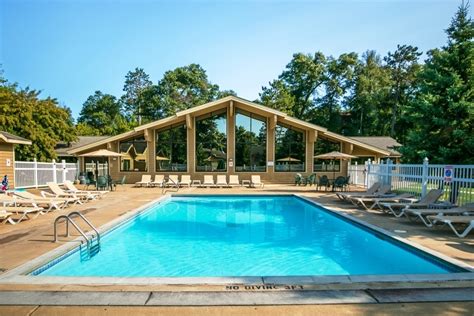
[225,285,304,291]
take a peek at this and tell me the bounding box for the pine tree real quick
[401,3,474,163]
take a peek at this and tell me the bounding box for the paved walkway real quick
[1,302,474,316]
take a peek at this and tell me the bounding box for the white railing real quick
[14,159,78,189]
[85,162,108,177]
[367,158,474,205]
[348,162,367,186]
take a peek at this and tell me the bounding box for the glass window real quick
[119,135,148,171]
[195,111,227,172]
[275,124,305,172]
[156,124,187,171]
[235,110,267,172]
[314,138,341,172]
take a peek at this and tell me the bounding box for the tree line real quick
[1,3,472,163]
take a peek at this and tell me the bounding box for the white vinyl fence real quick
[367,158,474,206]
[348,162,367,186]
[14,159,78,189]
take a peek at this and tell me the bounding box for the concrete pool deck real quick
[0,184,473,313]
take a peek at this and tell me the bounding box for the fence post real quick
[387,158,393,188]
[421,157,429,198]
[61,159,67,184]
[365,159,371,187]
[354,161,358,185]
[33,158,38,188]
[52,159,57,183]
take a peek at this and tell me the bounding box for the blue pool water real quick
[36,195,460,277]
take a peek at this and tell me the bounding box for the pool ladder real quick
[161,176,180,194]
[54,212,101,259]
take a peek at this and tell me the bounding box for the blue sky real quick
[0,0,462,119]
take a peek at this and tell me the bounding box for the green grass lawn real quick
[390,180,473,205]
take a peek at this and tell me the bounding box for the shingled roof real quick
[0,131,32,145]
[55,136,109,157]
[349,136,402,157]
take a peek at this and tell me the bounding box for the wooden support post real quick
[144,129,150,142]
[229,100,234,117]
[186,114,193,130]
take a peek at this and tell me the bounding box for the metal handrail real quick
[68,211,101,243]
[54,215,90,247]
[162,176,180,194]
[54,212,100,247]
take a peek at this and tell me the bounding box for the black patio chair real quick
[317,175,330,191]
[333,176,347,191]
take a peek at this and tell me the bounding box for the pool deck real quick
[0,184,473,314]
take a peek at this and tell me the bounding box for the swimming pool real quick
[34,195,464,277]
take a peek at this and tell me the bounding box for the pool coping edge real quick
[0,193,473,288]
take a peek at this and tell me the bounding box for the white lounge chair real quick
[427,215,474,238]
[14,191,68,211]
[1,193,57,214]
[180,175,192,188]
[349,192,412,210]
[379,189,444,217]
[1,204,46,223]
[201,175,215,187]
[404,203,474,227]
[150,175,165,187]
[216,175,229,187]
[250,175,264,188]
[63,180,107,198]
[13,191,74,209]
[0,210,15,225]
[135,175,152,187]
[45,183,85,204]
[335,182,381,201]
[229,175,240,187]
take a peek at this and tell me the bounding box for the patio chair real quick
[351,193,414,210]
[229,175,240,187]
[85,172,96,190]
[96,176,109,191]
[295,173,303,186]
[250,175,264,188]
[403,203,474,227]
[150,175,165,187]
[333,176,347,191]
[343,176,350,190]
[113,176,127,189]
[317,175,330,191]
[201,175,215,187]
[14,191,69,210]
[135,175,152,187]
[306,174,317,186]
[1,204,46,223]
[166,175,180,187]
[335,182,382,201]
[64,180,107,198]
[45,182,88,203]
[379,189,444,217]
[180,175,192,188]
[427,214,474,238]
[0,210,15,225]
[216,175,229,187]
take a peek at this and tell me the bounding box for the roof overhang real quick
[67,96,389,156]
[0,134,32,145]
[320,131,391,156]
